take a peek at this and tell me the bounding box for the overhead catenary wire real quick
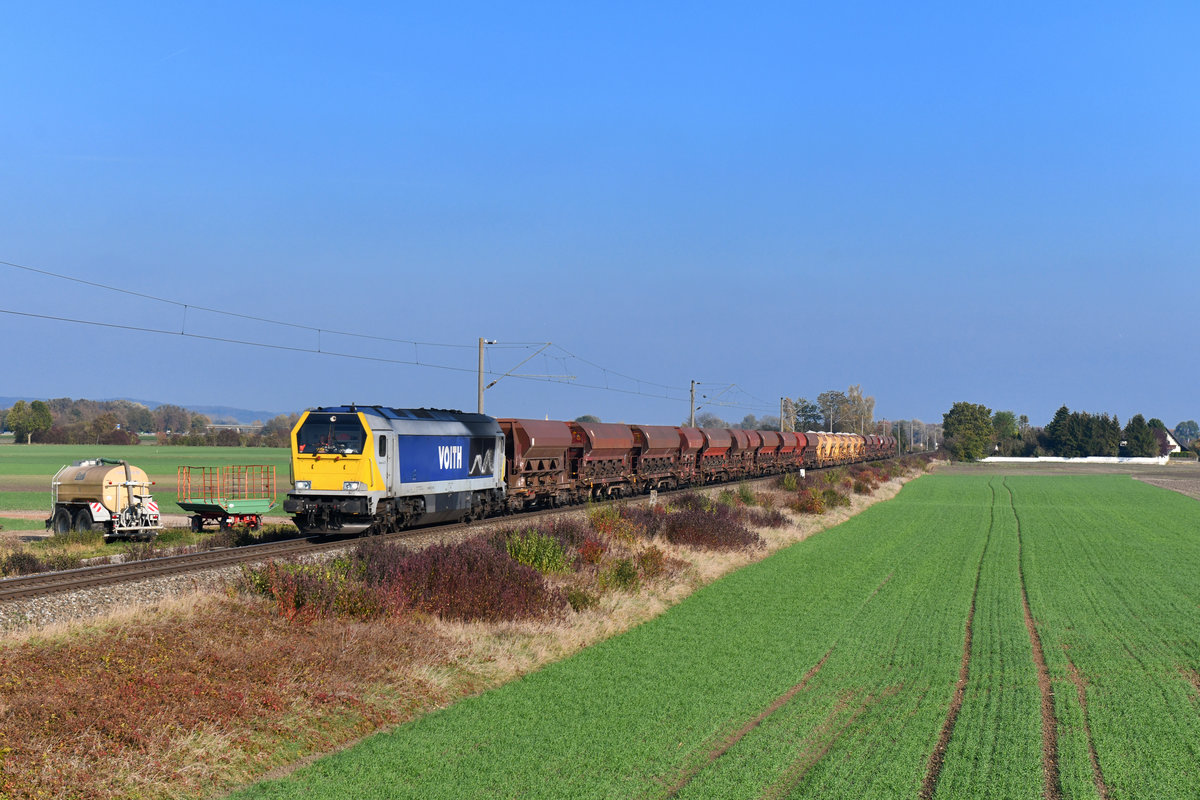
[0,258,779,413]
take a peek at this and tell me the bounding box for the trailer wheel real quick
[190,515,204,533]
[73,507,100,533]
[52,507,72,536]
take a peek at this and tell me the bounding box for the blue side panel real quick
[397,435,498,483]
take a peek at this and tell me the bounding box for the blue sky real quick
[1,2,1196,428]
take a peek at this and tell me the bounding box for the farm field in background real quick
[0,444,292,517]
[234,473,1200,799]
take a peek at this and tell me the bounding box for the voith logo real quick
[438,445,463,470]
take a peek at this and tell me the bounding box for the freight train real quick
[284,405,897,535]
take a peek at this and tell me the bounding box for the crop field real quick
[0,444,291,517]
[232,474,1200,799]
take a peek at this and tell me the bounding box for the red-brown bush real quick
[661,506,762,551]
[359,539,565,622]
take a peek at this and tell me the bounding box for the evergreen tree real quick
[1122,414,1158,457]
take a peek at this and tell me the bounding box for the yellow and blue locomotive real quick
[284,405,506,534]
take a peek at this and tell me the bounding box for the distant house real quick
[1155,427,1182,455]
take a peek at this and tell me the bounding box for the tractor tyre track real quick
[919,478,996,799]
[661,648,833,799]
[1067,659,1111,800]
[1006,478,1062,800]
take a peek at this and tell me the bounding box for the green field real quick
[230,474,1200,799]
[0,444,292,517]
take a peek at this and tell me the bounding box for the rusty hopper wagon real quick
[177,465,277,532]
[48,458,162,541]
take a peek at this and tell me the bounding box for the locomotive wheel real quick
[52,507,72,536]
[190,515,204,533]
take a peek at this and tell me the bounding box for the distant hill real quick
[0,397,290,425]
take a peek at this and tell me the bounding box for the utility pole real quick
[689,380,697,427]
[780,398,786,432]
[477,338,496,414]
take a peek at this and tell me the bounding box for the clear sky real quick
[2,2,1197,428]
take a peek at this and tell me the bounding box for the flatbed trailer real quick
[176,465,277,532]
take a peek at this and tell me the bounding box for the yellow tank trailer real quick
[47,459,162,541]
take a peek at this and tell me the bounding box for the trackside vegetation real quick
[231,474,1200,799]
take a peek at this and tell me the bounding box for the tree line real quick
[0,398,298,448]
[942,402,1182,461]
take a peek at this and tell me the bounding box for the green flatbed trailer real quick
[177,465,277,531]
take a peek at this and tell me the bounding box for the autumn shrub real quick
[541,517,590,550]
[737,482,756,505]
[1,550,45,576]
[566,586,598,611]
[791,489,825,515]
[853,480,873,495]
[637,545,666,578]
[243,559,387,622]
[122,541,159,562]
[620,504,667,538]
[716,489,738,508]
[662,506,762,551]
[579,536,607,565]
[361,539,565,622]
[505,529,571,575]
[41,551,83,572]
[780,472,799,492]
[599,558,639,592]
[745,507,788,528]
[822,488,851,509]
[587,503,639,543]
[669,492,710,512]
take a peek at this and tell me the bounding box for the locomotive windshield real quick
[296,413,366,455]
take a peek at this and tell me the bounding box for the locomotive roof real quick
[311,405,495,424]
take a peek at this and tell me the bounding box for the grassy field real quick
[0,444,291,516]
[229,473,1200,799]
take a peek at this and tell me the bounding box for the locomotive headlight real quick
[343,481,365,491]
[294,480,311,490]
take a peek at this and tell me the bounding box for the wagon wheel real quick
[190,515,204,533]
[219,517,230,532]
[250,516,261,532]
[52,507,72,536]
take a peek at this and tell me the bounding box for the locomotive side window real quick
[378,435,386,457]
[295,414,366,454]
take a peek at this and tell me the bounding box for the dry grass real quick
[0,473,918,799]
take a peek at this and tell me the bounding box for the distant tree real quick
[0,407,7,433]
[1173,420,1199,445]
[154,404,192,433]
[1147,418,1166,430]
[1044,405,1075,457]
[574,415,601,423]
[942,402,993,461]
[189,414,210,434]
[844,385,875,434]
[1122,414,1158,457]
[791,397,823,429]
[7,400,53,444]
[756,415,781,431]
[739,414,759,430]
[87,412,119,445]
[992,410,1019,455]
[816,390,849,433]
[694,412,729,429]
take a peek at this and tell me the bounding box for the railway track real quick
[0,499,607,603]
[0,469,837,604]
